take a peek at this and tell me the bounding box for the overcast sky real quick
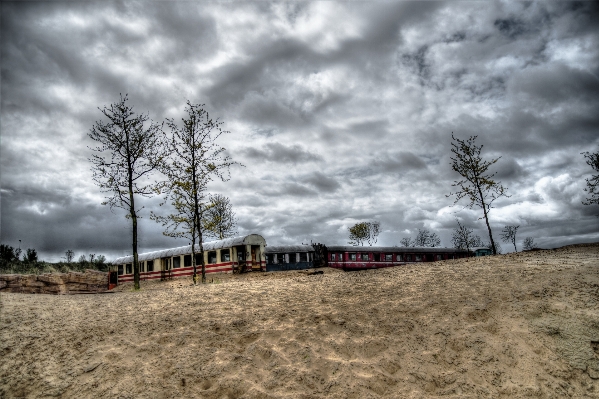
[1,1,598,262]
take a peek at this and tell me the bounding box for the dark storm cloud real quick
[302,172,340,193]
[1,1,598,260]
[242,142,322,164]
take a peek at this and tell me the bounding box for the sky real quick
[1,1,598,262]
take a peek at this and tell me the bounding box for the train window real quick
[195,254,202,265]
[361,253,369,261]
[374,253,380,262]
[405,255,412,261]
[338,253,344,261]
[173,257,181,268]
[222,249,231,262]
[330,253,335,261]
[139,262,145,272]
[126,263,132,274]
[436,254,443,261]
[300,252,308,262]
[349,253,357,261]
[385,254,393,261]
[147,260,154,272]
[118,265,123,275]
[208,251,217,264]
[184,255,191,267]
[396,254,403,261]
[415,255,422,261]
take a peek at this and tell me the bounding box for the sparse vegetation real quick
[0,244,109,275]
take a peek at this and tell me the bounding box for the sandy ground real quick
[1,244,598,399]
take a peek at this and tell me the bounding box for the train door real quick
[235,246,245,272]
[161,257,171,280]
[251,245,262,271]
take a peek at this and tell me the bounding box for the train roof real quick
[265,245,314,253]
[112,234,266,264]
[326,245,469,253]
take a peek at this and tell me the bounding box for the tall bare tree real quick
[448,134,508,255]
[582,149,599,214]
[203,194,238,240]
[89,94,163,290]
[500,225,519,252]
[158,101,235,284]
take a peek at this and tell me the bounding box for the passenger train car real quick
[326,245,471,270]
[112,234,266,284]
[110,233,483,286]
[265,245,316,271]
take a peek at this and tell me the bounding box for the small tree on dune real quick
[447,134,508,255]
[451,220,483,253]
[348,221,380,246]
[348,222,369,246]
[523,237,536,251]
[500,225,519,252]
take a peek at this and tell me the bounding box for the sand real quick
[1,244,598,398]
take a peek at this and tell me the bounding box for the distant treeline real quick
[0,244,109,275]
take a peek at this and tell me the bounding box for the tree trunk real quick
[477,185,497,255]
[198,212,206,284]
[191,244,197,285]
[130,191,139,290]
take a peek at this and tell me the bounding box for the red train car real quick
[326,245,470,270]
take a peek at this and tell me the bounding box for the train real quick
[109,233,479,287]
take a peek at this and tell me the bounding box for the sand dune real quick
[1,244,598,398]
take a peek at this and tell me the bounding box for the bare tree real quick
[400,237,413,247]
[348,221,379,246]
[413,228,441,247]
[523,237,536,251]
[500,225,519,252]
[582,149,599,214]
[157,101,235,284]
[367,221,380,246]
[89,94,163,290]
[203,194,238,240]
[448,134,508,255]
[451,220,483,252]
[348,222,369,246]
[64,250,74,263]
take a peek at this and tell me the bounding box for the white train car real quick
[111,234,266,284]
